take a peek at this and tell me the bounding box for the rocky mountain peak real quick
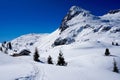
[59,6,90,33]
[69,6,90,16]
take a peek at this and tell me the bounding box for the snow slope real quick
[0,52,34,80]
[1,45,120,80]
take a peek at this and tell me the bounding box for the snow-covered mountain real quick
[53,6,120,47]
[4,6,120,53]
[0,6,120,80]
[11,33,48,53]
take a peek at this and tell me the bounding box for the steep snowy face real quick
[11,33,48,53]
[53,6,120,47]
[53,6,98,46]
[101,9,120,20]
[59,6,91,33]
[100,9,120,34]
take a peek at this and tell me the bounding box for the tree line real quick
[33,48,67,66]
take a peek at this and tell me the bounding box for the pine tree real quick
[116,43,119,46]
[33,48,40,62]
[105,48,110,56]
[57,50,67,66]
[112,42,114,45]
[0,47,2,52]
[113,58,119,73]
[47,55,53,64]
[7,42,12,50]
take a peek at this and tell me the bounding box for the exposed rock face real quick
[11,49,31,57]
[108,9,120,14]
[53,37,75,47]
[19,49,31,55]
[53,38,67,46]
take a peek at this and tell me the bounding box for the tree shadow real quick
[39,60,45,63]
[109,55,118,57]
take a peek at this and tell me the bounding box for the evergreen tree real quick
[0,47,2,52]
[7,42,12,50]
[105,48,110,56]
[57,50,67,66]
[47,55,53,64]
[116,43,119,46]
[33,48,40,62]
[113,58,119,73]
[3,41,6,44]
[112,42,114,45]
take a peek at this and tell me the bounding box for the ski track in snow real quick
[15,62,45,80]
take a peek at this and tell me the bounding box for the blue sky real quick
[0,0,120,42]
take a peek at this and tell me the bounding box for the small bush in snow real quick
[47,55,53,64]
[105,48,110,56]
